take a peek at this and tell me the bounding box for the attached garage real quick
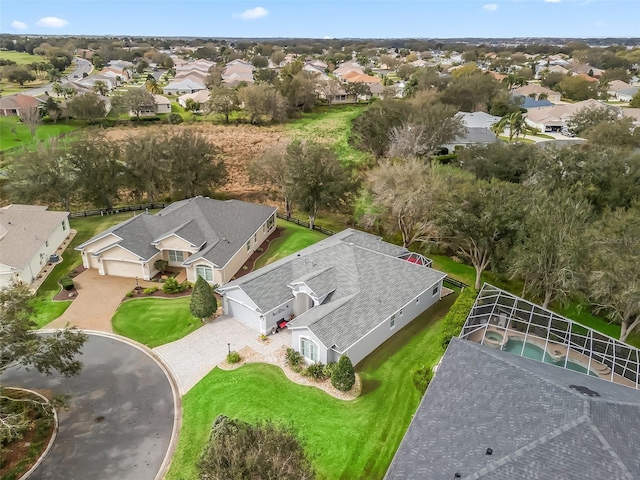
[102,260,143,278]
[226,298,261,331]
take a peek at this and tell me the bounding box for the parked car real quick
[561,128,575,137]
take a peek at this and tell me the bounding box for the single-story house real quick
[525,99,619,132]
[607,79,632,99]
[512,94,554,109]
[441,127,501,153]
[385,338,640,479]
[217,229,446,366]
[77,74,117,91]
[456,111,502,129]
[0,94,42,116]
[0,205,70,288]
[162,79,207,95]
[177,90,211,109]
[512,84,561,102]
[616,86,639,102]
[76,197,277,285]
[153,94,171,114]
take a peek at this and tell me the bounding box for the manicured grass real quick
[166,293,457,480]
[286,104,373,166]
[112,297,201,348]
[0,117,80,151]
[288,210,351,234]
[254,219,327,269]
[32,211,160,328]
[498,135,535,144]
[0,51,44,65]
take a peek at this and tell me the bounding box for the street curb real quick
[38,329,182,480]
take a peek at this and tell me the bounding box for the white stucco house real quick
[217,229,446,366]
[0,205,70,288]
[76,197,277,285]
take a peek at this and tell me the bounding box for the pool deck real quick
[467,327,637,389]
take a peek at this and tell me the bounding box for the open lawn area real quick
[0,51,45,65]
[254,219,327,269]
[0,117,81,151]
[112,297,201,348]
[32,211,159,328]
[286,104,372,166]
[166,293,457,480]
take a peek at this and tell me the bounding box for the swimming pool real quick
[503,339,599,377]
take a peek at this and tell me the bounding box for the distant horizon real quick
[2,1,639,39]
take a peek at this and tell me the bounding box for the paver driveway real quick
[154,315,291,395]
[0,333,178,480]
[47,269,155,332]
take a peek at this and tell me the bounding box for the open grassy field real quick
[112,297,201,348]
[0,117,81,151]
[0,51,44,65]
[166,293,457,480]
[32,211,160,328]
[286,104,373,166]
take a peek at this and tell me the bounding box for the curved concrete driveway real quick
[0,333,178,480]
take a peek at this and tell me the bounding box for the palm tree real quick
[52,81,63,97]
[93,80,108,96]
[145,78,163,94]
[493,111,526,142]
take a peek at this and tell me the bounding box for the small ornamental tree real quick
[154,259,169,273]
[190,275,217,321]
[331,355,355,392]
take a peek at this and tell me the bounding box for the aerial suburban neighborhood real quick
[0,1,639,479]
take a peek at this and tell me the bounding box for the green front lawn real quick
[166,293,457,480]
[254,219,327,269]
[0,117,81,151]
[32,211,159,328]
[111,297,201,348]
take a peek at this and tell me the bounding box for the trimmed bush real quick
[331,355,355,392]
[323,362,338,378]
[285,348,304,373]
[59,275,74,291]
[412,366,434,395]
[143,286,158,295]
[162,277,185,294]
[125,292,134,298]
[439,288,479,349]
[306,362,327,381]
[154,259,169,273]
[227,351,241,364]
[190,276,217,320]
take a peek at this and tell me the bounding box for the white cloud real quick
[11,20,28,30]
[36,16,69,28]
[236,7,268,20]
[544,0,562,3]
[483,3,498,11]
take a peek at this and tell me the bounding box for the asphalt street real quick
[0,334,176,480]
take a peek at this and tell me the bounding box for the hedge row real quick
[439,288,479,349]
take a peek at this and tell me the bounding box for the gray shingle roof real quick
[77,197,276,267]
[386,338,640,480]
[219,229,446,351]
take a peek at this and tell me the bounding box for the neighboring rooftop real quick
[76,197,276,268]
[386,337,640,480]
[0,205,69,270]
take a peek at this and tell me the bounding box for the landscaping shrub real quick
[285,348,304,372]
[227,351,241,364]
[162,277,186,294]
[190,276,217,320]
[59,275,74,291]
[323,362,338,378]
[125,292,134,298]
[154,259,169,273]
[331,355,355,392]
[412,366,434,395]
[167,113,183,124]
[143,286,158,295]
[439,288,479,349]
[306,362,327,381]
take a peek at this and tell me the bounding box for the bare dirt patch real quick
[103,123,288,200]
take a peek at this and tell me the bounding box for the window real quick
[390,314,396,329]
[62,221,66,231]
[168,250,183,262]
[300,338,319,363]
[246,240,251,252]
[432,285,439,296]
[267,215,275,230]
[195,265,213,282]
[263,223,267,233]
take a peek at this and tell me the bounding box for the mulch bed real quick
[52,266,86,301]
[233,227,285,280]
[121,286,194,303]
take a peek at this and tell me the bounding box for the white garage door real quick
[226,298,261,331]
[103,261,142,278]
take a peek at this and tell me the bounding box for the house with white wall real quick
[76,197,276,285]
[217,229,446,366]
[0,205,70,288]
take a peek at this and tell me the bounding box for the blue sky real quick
[1,1,638,38]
